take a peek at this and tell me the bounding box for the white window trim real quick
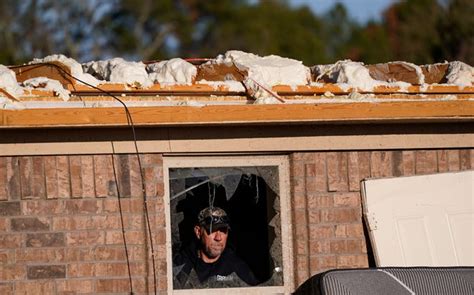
[163,155,294,294]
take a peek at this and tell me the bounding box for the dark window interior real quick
[169,166,283,286]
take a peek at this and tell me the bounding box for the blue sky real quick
[290,0,395,23]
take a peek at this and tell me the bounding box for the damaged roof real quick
[0,51,473,128]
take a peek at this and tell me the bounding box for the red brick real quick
[292,174,305,195]
[155,244,166,260]
[104,198,142,214]
[308,225,335,239]
[95,246,127,261]
[295,255,309,273]
[105,230,144,245]
[309,240,330,254]
[14,281,55,295]
[314,153,328,192]
[129,155,143,198]
[65,199,101,214]
[66,231,104,246]
[459,149,471,170]
[321,208,360,223]
[336,254,368,268]
[0,250,14,264]
[32,156,46,199]
[128,245,147,261]
[0,158,8,200]
[0,283,13,295]
[16,248,65,263]
[291,158,305,178]
[305,163,317,177]
[294,210,308,238]
[157,260,167,276]
[327,152,348,192]
[348,152,360,191]
[54,155,73,194]
[0,264,26,280]
[416,150,438,174]
[154,228,166,245]
[96,279,132,293]
[144,167,158,198]
[402,151,415,176]
[93,215,121,230]
[65,248,94,262]
[0,234,23,248]
[307,193,333,208]
[292,153,314,161]
[0,217,8,231]
[471,150,474,168]
[81,155,95,198]
[335,224,365,238]
[292,192,306,211]
[26,233,65,247]
[94,155,116,198]
[437,150,449,172]
[295,239,308,255]
[11,217,49,231]
[56,280,94,293]
[45,156,59,199]
[67,263,96,277]
[309,255,336,272]
[6,157,20,200]
[19,157,33,199]
[158,276,168,291]
[21,200,65,215]
[348,152,371,191]
[124,214,144,230]
[115,155,132,198]
[333,192,361,207]
[69,156,83,198]
[0,201,21,216]
[391,151,403,176]
[330,240,363,254]
[308,210,321,224]
[27,265,66,279]
[447,150,460,171]
[370,151,393,178]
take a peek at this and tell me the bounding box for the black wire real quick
[111,149,134,294]
[12,62,158,294]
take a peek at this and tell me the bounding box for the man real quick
[173,206,259,289]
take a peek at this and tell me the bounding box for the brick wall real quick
[290,149,473,287]
[1,149,472,293]
[0,154,166,294]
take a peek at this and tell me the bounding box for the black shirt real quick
[173,242,259,289]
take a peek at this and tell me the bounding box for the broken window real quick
[164,156,293,293]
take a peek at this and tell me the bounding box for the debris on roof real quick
[22,77,70,101]
[0,64,23,99]
[446,61,473,87]
[147,58,197,85]
[83,57,152,88]
[31,54,101,86]
[0,50,473,108]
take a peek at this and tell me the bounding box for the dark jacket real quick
[173,242,259,289]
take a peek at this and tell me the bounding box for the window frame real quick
[163,155,294,294]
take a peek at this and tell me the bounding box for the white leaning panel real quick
[361,170,474,267]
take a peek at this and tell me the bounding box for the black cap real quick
[197,207,230,232]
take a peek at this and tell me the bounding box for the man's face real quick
[195,225,228,261]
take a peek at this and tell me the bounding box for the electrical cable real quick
[110,148,134,294]
[10,62,158,294]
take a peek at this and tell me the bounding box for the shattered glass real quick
[169,165,283,287]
